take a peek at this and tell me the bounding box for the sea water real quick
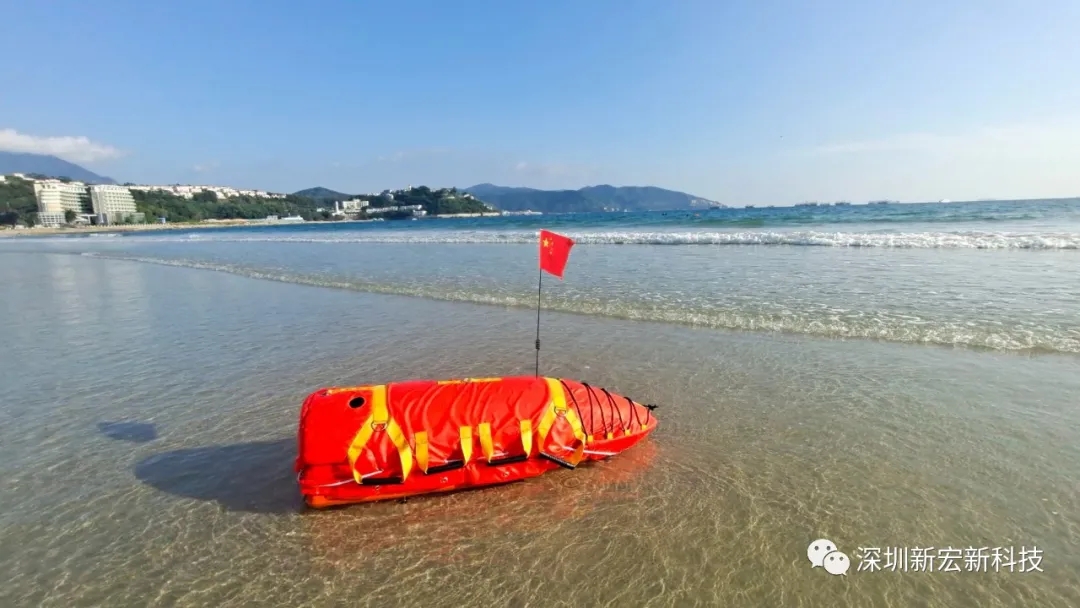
[1,199,1078,606]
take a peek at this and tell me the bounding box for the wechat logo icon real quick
[808,538,850,576]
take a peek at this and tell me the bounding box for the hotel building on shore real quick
[32,180,143,226]
[33,180,92,226]
[10,172,287,227]
[89,185,141,224]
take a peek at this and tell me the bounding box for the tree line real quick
[0,177,38,227]
[0,179,496,228]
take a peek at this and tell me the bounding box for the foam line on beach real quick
[79,252,1080,354]
[130,230,1080,249]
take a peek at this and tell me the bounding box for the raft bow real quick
[295,375,658,507]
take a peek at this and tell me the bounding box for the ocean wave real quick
[689,211,1046,226]
[80,253,1080,354]
[134,229,1080,249]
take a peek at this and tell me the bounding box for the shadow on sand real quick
[98,421,158,443]
[134,439,304,514]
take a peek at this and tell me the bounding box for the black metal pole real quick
[534,269,543,376]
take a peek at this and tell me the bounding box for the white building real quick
[126,183,286,200]
[365,204,426,217]
[33,180,92,226]
[89,185,141,224]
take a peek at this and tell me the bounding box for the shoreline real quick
[0,215,498,238]
[0,219,304,238]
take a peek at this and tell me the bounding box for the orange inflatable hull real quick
[294,375,658,508]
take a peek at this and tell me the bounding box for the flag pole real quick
[534,267,543,376]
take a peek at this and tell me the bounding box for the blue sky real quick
[2,0,1078,204]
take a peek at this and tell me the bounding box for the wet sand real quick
[0,220,267,238]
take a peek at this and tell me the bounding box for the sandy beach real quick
[0,219,261,238]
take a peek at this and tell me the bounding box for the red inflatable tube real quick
[295,375,658,508]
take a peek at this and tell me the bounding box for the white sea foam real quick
[131,229,1080,249]
[80,253,1080,354]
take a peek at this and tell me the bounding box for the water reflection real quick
[132,435,658,527]
[298,440,660,566]
[101,256,150,330]
[45,253,84,327]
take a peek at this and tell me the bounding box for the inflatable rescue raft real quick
[295,375,658,507]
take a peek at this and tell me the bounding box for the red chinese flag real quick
[539,229,574,279]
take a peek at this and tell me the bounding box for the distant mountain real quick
[0,152,117,184]
[462,183,724,213]
[291,186,354,201]
[465,183,543,198]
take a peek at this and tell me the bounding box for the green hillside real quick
[0,176,38,226]
[132,185,493,222]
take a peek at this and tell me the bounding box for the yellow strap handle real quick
[324,384,373,396]
[345,384,413,483]
[385,420,412,481]
[437,377,502,385]
[478,423,494,462]
[537,378,587,466]
[520,419,533,457]
[459,426,473,463]
[414,431,429,474]
[476,420,535,462]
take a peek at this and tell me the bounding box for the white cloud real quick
[0,128,124,163]
[812,132,953,155]
[808,120,1080,159]
[376,151,408,162]
[192,162,219,173]
[374,148,453,163]
[760,118,1080,203]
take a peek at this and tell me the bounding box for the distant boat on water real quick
[279,215,305,222]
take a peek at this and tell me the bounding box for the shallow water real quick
[1,249,1078,607]
[7,200,1080,358]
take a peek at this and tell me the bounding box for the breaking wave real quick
[136,229,1080,249]
[81,253,1080,355]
